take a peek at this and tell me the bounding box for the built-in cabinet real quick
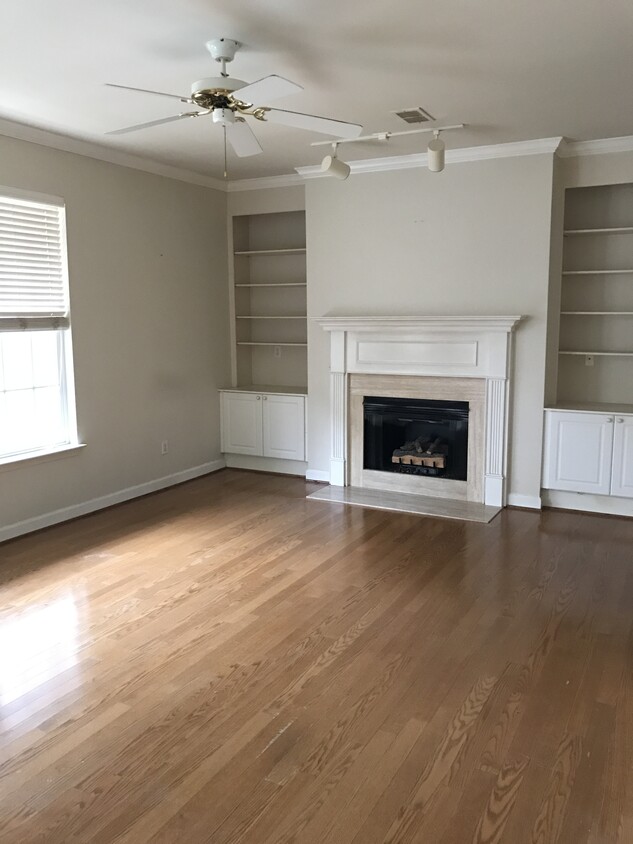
[556,183,633,408]
[222,204,308,473]
[543,181,633,511]
[543,409,633,499]
[230,210,307,391]
[220,389,306,462]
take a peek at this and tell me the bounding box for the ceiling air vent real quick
[393,107,435,125]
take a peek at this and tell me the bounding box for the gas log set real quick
[391,436,448,475]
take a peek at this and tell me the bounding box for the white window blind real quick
[0,194,69,331]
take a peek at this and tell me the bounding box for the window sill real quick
[0,443,86,472]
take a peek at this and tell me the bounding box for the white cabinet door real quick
[611,416,633,498]
[221,392,263,456]
[543,411,614,494]
[262,394,305,461]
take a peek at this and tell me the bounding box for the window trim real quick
[0,442,86,472]
[0,184,65,209]
[0,185,80,461]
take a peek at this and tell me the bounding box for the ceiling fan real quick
[106,38,363,160]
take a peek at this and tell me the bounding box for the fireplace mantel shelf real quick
[314,315,523,332]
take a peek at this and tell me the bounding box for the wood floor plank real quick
[0,469,631,843]
[471,756,531,844]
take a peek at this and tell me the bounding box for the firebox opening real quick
[363,396,469,481]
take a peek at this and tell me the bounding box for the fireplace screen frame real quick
[363,395,470,481]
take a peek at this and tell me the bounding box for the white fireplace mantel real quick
[315,315,522,507]
[316,315,521,332]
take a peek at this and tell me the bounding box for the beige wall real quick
[306,154,556,504]
[5,139,627,531]
[0,135,229,537]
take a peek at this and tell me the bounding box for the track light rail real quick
[310,123,465,147]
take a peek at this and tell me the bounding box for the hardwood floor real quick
[0,469,631,843]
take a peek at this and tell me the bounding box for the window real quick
[0,189,77,461]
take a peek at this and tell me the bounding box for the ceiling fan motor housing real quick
[191,77,247,109]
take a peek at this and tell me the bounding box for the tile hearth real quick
[307,485,501,523]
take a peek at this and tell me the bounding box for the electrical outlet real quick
[161,440,169,455]
[585,355,595,367]
[273,345,282,358]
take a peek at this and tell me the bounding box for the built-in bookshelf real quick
[556,183,633,411]
[230,210,307,390]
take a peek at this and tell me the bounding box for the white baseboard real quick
[542,489,633,518]
[225,454,307,476]
[306,469,330,483]
[507,493,542,510]
[0,458,226,544]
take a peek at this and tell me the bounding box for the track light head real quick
[427,132,445,172]
[321,144,351,180]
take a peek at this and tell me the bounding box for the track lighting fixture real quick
[311,123,464,178]
[427,130,445,173]
[320,143,351,180]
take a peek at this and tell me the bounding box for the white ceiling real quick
[2,0,633,181]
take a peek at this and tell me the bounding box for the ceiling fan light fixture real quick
[427,131,445,172]
[212,107,236,127]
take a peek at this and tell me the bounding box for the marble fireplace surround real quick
[315,316,522,508]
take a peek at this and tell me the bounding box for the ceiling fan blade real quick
[264,108,363,139]
[233,75,303,105]
[106,83,193,103]
[106,112,202,135]
[226,120,264,157]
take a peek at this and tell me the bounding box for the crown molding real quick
[296,137,564,179]
[313,315,523,333]
[226,173,305,192]
[0,116,307,193]
[558,135,633,158]
[0,117,227,191]
[10,116,631,191]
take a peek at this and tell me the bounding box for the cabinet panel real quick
[611,417,633,498]
[543,411,614,494]
[221,392,263,456]
[262,394,305,461]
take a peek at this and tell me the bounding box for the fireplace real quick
[315,315,522,509]
[349,375,482,501]
[363,396,469,480]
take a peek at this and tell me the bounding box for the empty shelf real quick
[235,315,306,319]
[562,269,633,275]
[236,342,307,347]
[559,350,633,356]
[234,248,306,256]
[564,227,633,235]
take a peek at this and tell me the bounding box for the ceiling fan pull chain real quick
[223,125,228,179]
